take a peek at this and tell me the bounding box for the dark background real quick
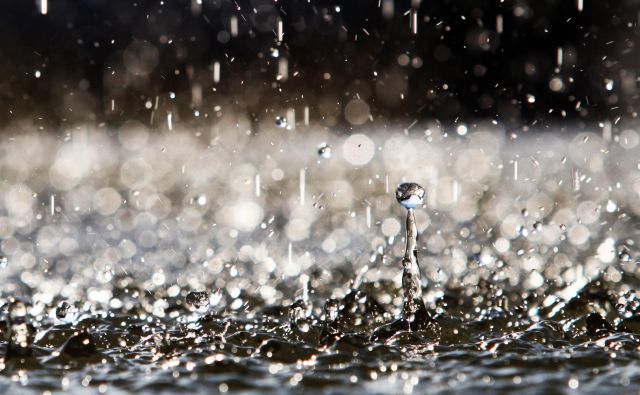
[1,0,639,130]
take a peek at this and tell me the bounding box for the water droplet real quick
[56,301,71,319]
[317,143,332,159]
[186,291,209,309]
[275,116,288,129]
[605,79,614,91]
[396,182,425,209]
[518,226,529,238]
[192,194,207,206]
[619,249,633,263]
[0,256,7,269]
[325,299,339,322]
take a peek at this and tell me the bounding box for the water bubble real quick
[318,143,332,159]
[275,116,288,129]
[396,183,425,209]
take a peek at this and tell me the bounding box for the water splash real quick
[6,300,32,358]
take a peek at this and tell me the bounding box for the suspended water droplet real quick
[56,301,71,319]
[533,222,543,232]
[396,182,425,209]
[275,116,288,129]
[604,79,614,91]
[325,299,339,322]
[288,300,311,333]
[619,249,633,263]
[270,48,280,58]
[518,226,529,238]
[317,143,332,159]
[192,194,207,206]
[186,291,209,309]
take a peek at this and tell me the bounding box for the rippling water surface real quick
[1,122,640,394]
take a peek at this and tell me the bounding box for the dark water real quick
[2,125,640,393]
[3,276,640,394]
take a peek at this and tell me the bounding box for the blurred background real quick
[1,0,639,130]
[1,0,640,302]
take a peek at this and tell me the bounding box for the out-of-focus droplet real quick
[186,291,209,309]
[605,79,614,91]
[275,116,288,129]
[56,301,71,319]
[318,143,332,159]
